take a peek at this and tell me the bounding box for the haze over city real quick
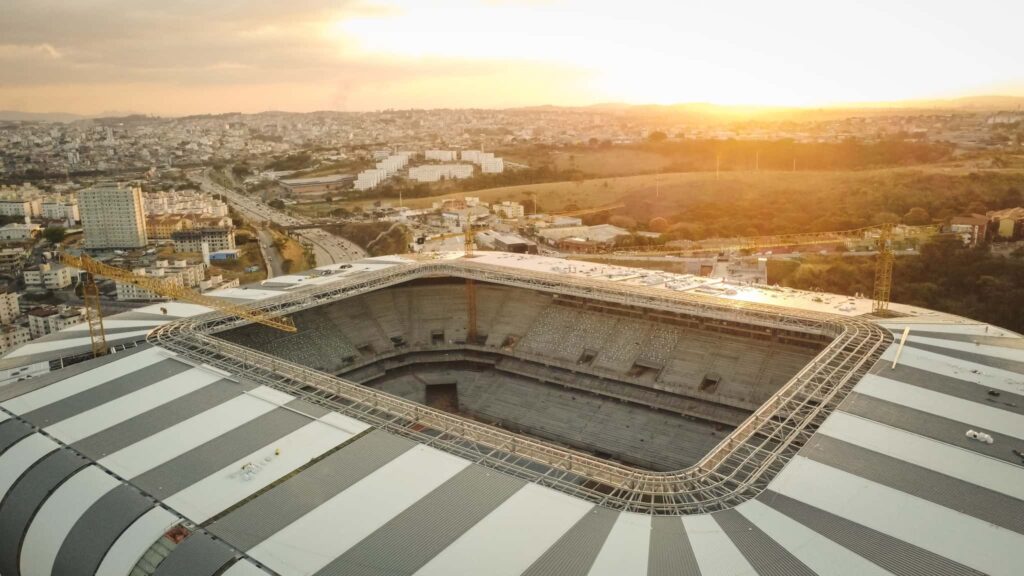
[2,0,1024,116]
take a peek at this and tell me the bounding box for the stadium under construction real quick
[0,251,1021,576]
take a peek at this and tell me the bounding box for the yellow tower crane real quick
[463,222,479,343]
[62,253,297,357]
[604,224,938,315]
[872,223,895,314]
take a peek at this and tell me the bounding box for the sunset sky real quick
[1,0,1022,116]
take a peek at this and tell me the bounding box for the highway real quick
[195,171,367,267]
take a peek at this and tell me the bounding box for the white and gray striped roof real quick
[0,255,1021,576]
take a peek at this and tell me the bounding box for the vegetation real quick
[324,222,413,256]
[769,237,1024,333]
[266,152,314,172]
[42,226,66,244]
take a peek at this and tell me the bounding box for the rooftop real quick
[0,252,1020,575]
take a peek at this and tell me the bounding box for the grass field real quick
[312,162,1020,216]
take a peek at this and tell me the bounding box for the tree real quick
[268,199,285,209]
[903,207,930,226]
[647,131,668,143]
[43,227,66,244]
[648,217,669,233]
[608,215,637,230]
[871,212,900,226]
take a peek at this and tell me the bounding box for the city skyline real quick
[2,0,1023,116]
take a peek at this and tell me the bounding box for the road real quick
[257,229,286,277]
[195,171,367,267]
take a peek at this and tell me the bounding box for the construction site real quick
[0,230,1020,575]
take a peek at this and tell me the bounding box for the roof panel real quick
[0,433,59,501]
[152,532,236,576]
[98,386,288,479]
[21,358,193,428]
[647,516,700,576]
[819,411,1024,500]
[769,456,1022,576]
[521,506,615,576]
[208,430,414,551]
[1,346,169,414]
[681,515,757,576]
[73,378,259,460]
[19,465,120,576]
[164,415,366,523]
[131,405,310,498]
[44,366,224,444]
[712,508,815,576]
[94,507,180,576]
[0,419,33,456]
[855,374,1024,439]
[0,448,88,576]
[314,464,524,576]
[584,512,650,576]
[248,445,470,576]
[412,483,594,576]
[51,484,154,576]
[736,499,891,576]
[881,345,1024,395]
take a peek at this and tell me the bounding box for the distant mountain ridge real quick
[2,95,1023,123]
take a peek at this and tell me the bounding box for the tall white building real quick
[408,164,474,183]
[425,150,456,162]
[354,169,387,191]
[481,157,505,174]
[80,184,148,249]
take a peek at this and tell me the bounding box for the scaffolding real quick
[148,259,891,514]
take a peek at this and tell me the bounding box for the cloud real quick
[0,43,62,60]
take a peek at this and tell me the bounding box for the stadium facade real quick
[0,251,1021,576]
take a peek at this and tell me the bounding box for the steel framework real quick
[148,259,891,514]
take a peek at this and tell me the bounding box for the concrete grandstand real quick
[0,251,1020,576]
[218,280,823,470]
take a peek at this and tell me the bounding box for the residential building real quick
[171,227,236,253]
[424,150,456,162]
[0,199,41,219]
[145,216,191,240]
[115,260,206,300]
[27,305,86,339]
[41,197,80,223]
[949,215,990,247]
[493,201,525,219]
[144,190,229,217]
[80,183,148,249]
[0,324,31,354]
[354,169,387,191]
[23,262,75,290]
[0,248,26,274]
[481,157,504,174]
[376,154,410,176]
[0,223,41,241]
[0,292,19,325]
[408,164,474,182]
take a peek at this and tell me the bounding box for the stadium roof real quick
[0,252,1021,575]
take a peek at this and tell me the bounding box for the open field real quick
[272,230,313,274]
[324,163,1024,216]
